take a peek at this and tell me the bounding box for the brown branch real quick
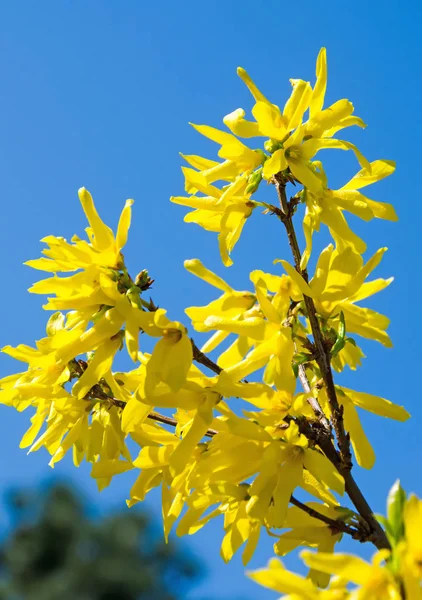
[148,410,218,437]
[297,360,331,432]
[289,495,364,540]
[273,174,390,552]
[274,174,351,468]
[105,397,218,438]
[191,339,222,375]
[317,434,389,549]
[292,416,389,549]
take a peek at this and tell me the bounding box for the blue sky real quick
[0,1,421,598]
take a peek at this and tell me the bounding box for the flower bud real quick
[246,168,263,195]
[264,139,282,154]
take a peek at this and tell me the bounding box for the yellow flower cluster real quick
[172,48,397,268]
[249,490,422,599]
[0,48,418,596]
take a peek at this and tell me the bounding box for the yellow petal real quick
[301,551,372,585]
[170,399,215,475]
[186,293,255,326]
[90,459,133,479]
[237,67,271,104]
[201,330,230,353]
[340,387,410,421]
[219,203,253,267]
[242,522,260,566]
[72,334,122,399]
[170,195,220,211]
[56,307,125,363]
[223,108,261,138]
[116,199,134,252]
[324,114,367,137]
[146,332,192,394]
[201,160,242,183]
[320,202,367,254]
[180,153,219,170]
[121,396,151,433]
[254,277,281,323]
[184,208,222,232]
[347,277,393,303]
[221,504,250,563]
[127,469,162,506]
[217,336,251,370]
[306,99,353,137]
[303,448,344,495]
[78,188,115,251]
[404,495,422,556]
[269,455,303,528]
[20,411,48,449]
[332,190,398,222]
[181,166,222,197]
[247,558,317,595]
[288,158,324,194]
[134,444,175,469]
[204,313,266,337]
[342,401,375,469]
[276,260,315,298]
[263,148,288,179]
[190,123,237,146]
[283,79,312,130]
[302,138,370,170]
[252,102,287,140]
[310,47,327,117]
[124,312,140,362]
[341,159,396,191]
[184,258,233,293]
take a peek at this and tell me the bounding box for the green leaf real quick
[330,312,346,358]
[386,479,407,544]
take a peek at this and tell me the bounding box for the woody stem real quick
[274,174,390,551]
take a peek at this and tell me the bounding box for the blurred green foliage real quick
[0,483,201,600]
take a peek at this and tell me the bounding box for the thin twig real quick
[191,339,222,375]
[289,495,364,540]
[148,411,218,437]
[106,397,218,437]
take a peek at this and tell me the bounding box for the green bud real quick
[264,139,281,154]
[135,269,148,286]
[245,168,263,195]
[135,269,154,291]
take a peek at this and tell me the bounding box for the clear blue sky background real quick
[0,1,421,598]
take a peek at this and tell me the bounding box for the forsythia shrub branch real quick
[1,48,420,598]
